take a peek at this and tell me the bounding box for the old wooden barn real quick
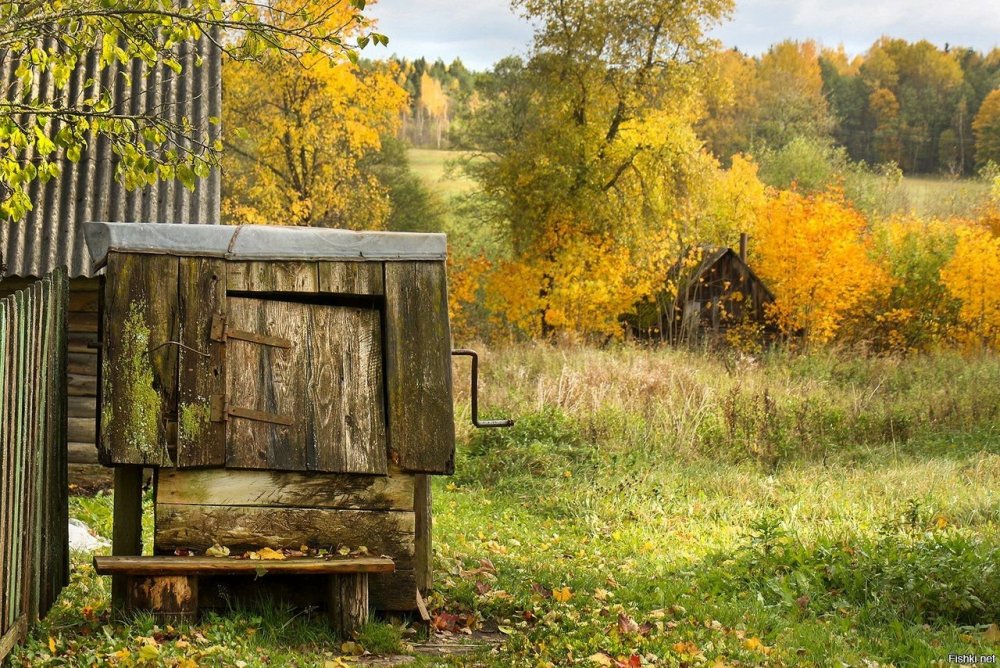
[630,237,775,344]
[84,222,460,625]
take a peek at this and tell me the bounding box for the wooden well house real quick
[84,222,462,624]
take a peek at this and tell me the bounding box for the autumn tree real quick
[752,40,833,148]
[0,0,380,221]
[751,190,888,344]
[222,3,407,229]
[973,89,1000,168]
[459,0,731,338]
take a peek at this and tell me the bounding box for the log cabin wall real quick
[0,277,103,488]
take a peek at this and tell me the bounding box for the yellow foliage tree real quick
[222,1,407,228]
[940,224,1000,348]
[751,190,889,344]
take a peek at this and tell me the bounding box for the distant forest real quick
[392,38,1000,176]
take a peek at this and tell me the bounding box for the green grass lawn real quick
[12,347,1000,666]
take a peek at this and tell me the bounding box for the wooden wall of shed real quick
[680,253,773,340]
[0,277,104,488]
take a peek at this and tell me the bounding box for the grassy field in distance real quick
[897,176,991,219]
[407,148,476,199]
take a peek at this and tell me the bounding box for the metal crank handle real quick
[451,349,515,428]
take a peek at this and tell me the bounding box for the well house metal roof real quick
[0,36,222,279]
[84,222,448,269]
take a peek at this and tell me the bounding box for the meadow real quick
[13,345,1000,666]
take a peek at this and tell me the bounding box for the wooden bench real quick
[93,555,395,636]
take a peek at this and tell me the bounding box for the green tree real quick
[753,40,833,147]
[0,0,381,221]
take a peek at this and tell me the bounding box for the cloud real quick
[370,0,532,69]
[370,0,999,70]
[712,0,1000,55]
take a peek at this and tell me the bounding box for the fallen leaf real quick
[475,580,492,595]
[138,643,160,661]
[531,583,553,598]
[340,641,365,655]
[497,625,516,635]
[594,588,610,602]
[205,543,230,558]
[743,636,772,654]
[588,653,614,666]
[552,586,573,603]
[48,637,56,654]
[257,547,286,561]
[672,640,699,655]
[618,613,639,635]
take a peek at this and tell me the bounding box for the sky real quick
[369,0,1000,70]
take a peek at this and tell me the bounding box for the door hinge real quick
[210,394,293,426]
[210,314,293,349]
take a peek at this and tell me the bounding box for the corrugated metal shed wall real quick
[0,35,222,279]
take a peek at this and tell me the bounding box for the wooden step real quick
[93,555,395,576]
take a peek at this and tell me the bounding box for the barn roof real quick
[0,38,221,279]
[84,222,448,270]
[684,246,775,302]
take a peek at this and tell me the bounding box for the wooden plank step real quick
[93,555,395,576]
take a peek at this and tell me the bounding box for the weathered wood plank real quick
[154,506,415,559]
[329,574,368,637]
[384,262,456,474]
[225,298,387,474]
[95,556,394,575]
[101,252,178,466]
[67,352,97,375]
[176,258,227,468]
[68,290,100,313]
[226,261,318,292]
[112,466,145,613]
[414,475,432,592]
[318,262,384,296]
[156,469,414,510]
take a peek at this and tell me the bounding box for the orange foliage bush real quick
[751,190,889,344]
[940,223,1000,349]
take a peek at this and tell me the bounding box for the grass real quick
[895,176,992,219]
[13,346,1000,666]
[407,149,476,199]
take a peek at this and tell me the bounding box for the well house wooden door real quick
[220,296,387,475]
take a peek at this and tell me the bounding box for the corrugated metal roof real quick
[1,35,222,279]
[84,223,448,269]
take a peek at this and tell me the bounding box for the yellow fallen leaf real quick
[338,546,351,556]
[587,653,614,666]
[552,586,573,603]
[340,640,364,655]
[48,636,56,654]
[594,588,610,602]
[743,636,771,654]
[257,547,286,560]
[205,543,230,558]
[563,470,572,478]
[935,515,949,529]
[138,643,160,660]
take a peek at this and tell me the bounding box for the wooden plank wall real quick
[0,277,101,488]
[0,270,69,663]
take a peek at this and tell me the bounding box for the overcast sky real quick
[369,0,1000,70]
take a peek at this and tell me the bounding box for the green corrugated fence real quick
[0,268,69,662]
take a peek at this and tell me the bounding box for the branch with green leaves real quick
[0,0,386,221]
